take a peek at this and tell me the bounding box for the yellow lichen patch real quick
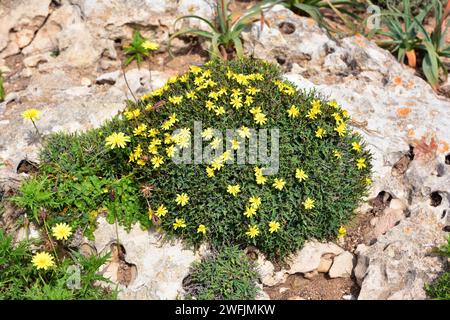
[439,140,449,153]
[392,76,402,86]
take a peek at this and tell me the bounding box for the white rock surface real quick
[328,251,355,278]
[94,217,199,300]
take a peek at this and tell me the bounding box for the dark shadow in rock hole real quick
[445,153,450,165]
[278,22,296,35]
[16,159,38,174]
[110,243,137,287]
[430,191,443,207]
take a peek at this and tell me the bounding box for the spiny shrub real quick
[184,246,259,300]
[13,58,371,258]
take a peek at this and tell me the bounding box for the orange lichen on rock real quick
[397,107,411,117]
[393,76,402,86]
[439,140,449,153]
[407,128,415,137]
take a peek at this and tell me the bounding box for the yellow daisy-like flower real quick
[327,100,339,108]
[244,95,253,107]
[173,218,187,230]
[22,108,41,121]
[302,197,315,210]
[287,105,300,118]
[186,90,197,100]
[32,252,55,270]
[148,144,158,155]
[133,124,147,136]
[142,41,159,51]
[124,109,141,120]
[352,142,361,152]
[249,196,262,209]
[206,166,215,177]
[255,174,267,185]
[334,122,347,137]
[295,168,308,182]
[175,193,189,206]
[246,86,260,95]
[148,207,153,220]
[166,145,176,158]
[333,150,342,159]
[272,178,286,190]
[231,138,240,150]
[254,112,267,126]
[238,126,251,139]
[315,127,326,139]
[230,96,243,109]
[105,132,131,149]
[337,225,347,239]
[244,206,257,218]
[164,133,173,144]
[210,137,222,150]
[155,204,168,217]
[205,100,216,111]
[250,106,262,115]
[227,184,241,197]
[197,224,207,235]
[365,177,372,185]
[148,128,160,137]
[356,158,366,170]
[190,65,202,75]
[215,106,225,116]
[151,155,164,168]
[211,158,224,171]
[168,95,183,105]
[268,221,280,233]
[51,223,72,241]
[245,225,260,238]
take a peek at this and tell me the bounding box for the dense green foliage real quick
[0,230,115,300]
[185,246,259,300]
[12,58,371,258]
[426,235,450,300]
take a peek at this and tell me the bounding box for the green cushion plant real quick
[13,58,371,259]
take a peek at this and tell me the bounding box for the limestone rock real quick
[288,241,344,274]
[328,251,355,278]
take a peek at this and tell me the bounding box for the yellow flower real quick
[246,86,260,95]
[124,109,141,120]
[32,252,55,270]
[256,175,267,185]
[190,65,202,75]
[197,224,207,235]
[168,95,183,105]
[337,226,347,239]
[272,178,286,190]
[295,168,308,182]
[254,112,267,126]
[148,144,158,155]
[231,138,240,150]
[129,144,143,162]
[287,105,300,118]
[227,184,241,197]
[356,158,366,170]
[245,225,260,238]
[334,123,347,137]
[166,145,176,158]
[164,133,173,144]
[249,196,262,209]
[51,223,72,240]
[302,197,315,210]
[365,177,372,185]
[105,132,131,149]
[206,166,215,177]
[22,109,41,121]
[142,40,159,51]
[327,100,339,108]
[175,193,189,206]
[315,127,326,139]
[268,221,280,233]
[211,158,224,171]
[221,151,232,161]
[148,128,160,137]
[244,95,253,106]
[210,137,222,149]
[151,155,164,168]
[230,96,243,109]
[333,150,342,159]
[205,100,216,111]
[215,106,225,116]
[148,208,153,220]
[179,74,189,83]
[250,106,262,115]
[238,126,251,139]
[352,142,361,152]
[155,204,168,217]
[173,218,186,230]
[186,90,197,100]
[244,206,257,218]
[133,124,147,136]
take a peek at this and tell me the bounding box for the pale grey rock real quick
[317,255,333,273]
[94,217,200,300]
[288,241,344,274]
[328,251,355,278]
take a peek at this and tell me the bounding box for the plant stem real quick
[31,120,42,137]
[43,218,60,264]
[121,62,138,103]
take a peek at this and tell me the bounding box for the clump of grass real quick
[184,246,259,300]
[425,235,450,300]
